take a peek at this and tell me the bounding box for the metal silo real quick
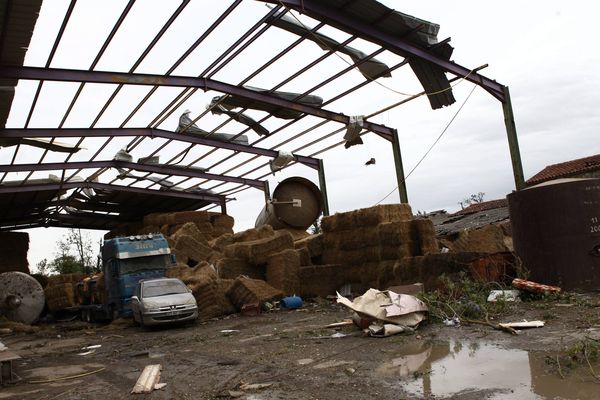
[507,178,600,290]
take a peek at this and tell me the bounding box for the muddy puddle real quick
[376,340,599,399]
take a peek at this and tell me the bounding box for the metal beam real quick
[391,129,408,203]
[0,128,321,170]
[502,86,525,190]
[317,159,330,216]
[0,160,266,190]
[0,181,225,204]
[0,66,395,140]
[262,0,505,102]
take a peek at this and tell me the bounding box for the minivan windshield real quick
[143,280,188,298]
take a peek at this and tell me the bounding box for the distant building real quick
[526,153,600,186]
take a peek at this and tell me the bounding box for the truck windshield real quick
[119,255,169,274]
[143,280,188,298]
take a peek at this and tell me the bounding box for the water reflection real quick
[378,340,599,399]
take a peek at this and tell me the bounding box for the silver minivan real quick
[130,278,198,327]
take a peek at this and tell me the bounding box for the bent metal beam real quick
[0,128,322,170]
[0,66,395,141]
[0,160,266,190]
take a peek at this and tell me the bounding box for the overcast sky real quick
[4,0,598,270]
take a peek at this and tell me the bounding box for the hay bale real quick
[322,227,380,250]
[216,258,264,280]
[144,211,210,226]
[171,222,211,244]
[377,221,415,246]
[412,219,438,255]
[281,229,310,241]
[45,283,76,311]
[295,247,311,266]
[224,231,294,265]
[207,251,225,266]
[215,279,236,315]
[187,275,222,320]
[173,234,216,265]
[46,273,85,286]
[232,225,274,243]
[210,213,235,230]
[321,246,381,265]
[104,222,144,239]
[208,234,234,252]
[0,232,30,274]
[294,233,323,258]
[266,249,300,295]
[321,204,413,232]
[298,265,343,298]
[226,276,283,309]
[379,243,415,261]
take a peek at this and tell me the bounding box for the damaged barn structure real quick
[1,0,598,329]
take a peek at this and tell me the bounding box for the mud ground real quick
[1,294,599,400]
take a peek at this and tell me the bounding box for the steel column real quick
[391,129,409,204]
[317,159,330,216]
[502,86,525,190]
[0,66,395,140]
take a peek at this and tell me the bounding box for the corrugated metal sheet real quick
[321,0,455,109]
[0,0,43,127]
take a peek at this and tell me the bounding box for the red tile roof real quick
[526,154,600,185]
[454,198,508,215]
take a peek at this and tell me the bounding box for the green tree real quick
[49,254,84,275]
[41,229,97,276]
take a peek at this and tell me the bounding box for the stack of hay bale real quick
[0,232,30,274]
[44,273,85,312]
[296,204,439,297]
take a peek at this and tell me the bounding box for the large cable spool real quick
[255,177,323,230]
[0,271,45,324]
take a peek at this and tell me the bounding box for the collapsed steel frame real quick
[0,0,523,231]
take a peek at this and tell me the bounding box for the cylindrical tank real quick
[255,177,323,230]
[507,178,600,290]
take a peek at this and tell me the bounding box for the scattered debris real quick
[82,344,102,350]
[443,317,461,327]
[240,303,261,317]
[330,332,347,338]
[77,350,96,356]
[387,283,424,296]
[0,341,6,351]
[220,330,240,334]
[487,290,520,302]
[337,289,428,337]
[131,364,163,394]
[0,328,12,335]
[512,278,561,294]
[498,320,545,329]
[368,323,410,337]
[365,157,376,166]
[29,367,105,384]
[343,115,364,148]
[280,295,303,310]
[324,320,353,328]
[239,382,273,391]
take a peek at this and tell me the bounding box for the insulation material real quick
[216,258,264,280]
[270,150,295,173]
[224,231,294,264]
[266,10,391,80]
[321,204,413,232]
[343,115,364,148]
[226,276,283,309]
[266,249,301,295]
[177,110,249,145]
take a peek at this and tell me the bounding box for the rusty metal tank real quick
[507,178,600,290]
[255,177,323,230]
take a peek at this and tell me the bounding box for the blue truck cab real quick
[101,233,175,319]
